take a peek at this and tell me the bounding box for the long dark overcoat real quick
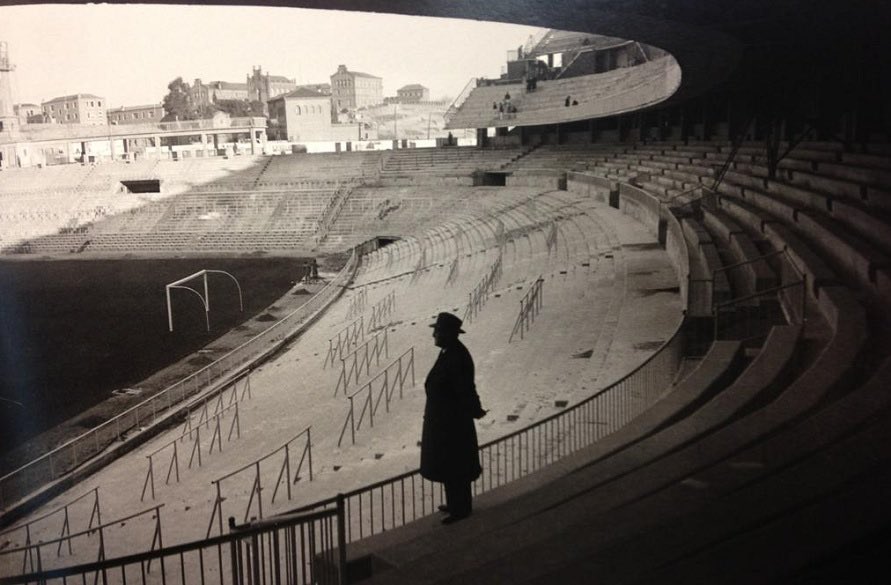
[420,340,483,483]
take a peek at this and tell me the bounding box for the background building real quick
[247,66,297,104]
[330,64,382,111]
[396,84,429,103]
[191,80,250,106]
[14,103,41,124]
[107,104,164,125]
[267,87,371,142]
[267,87,334,141]
[41,94,107,125]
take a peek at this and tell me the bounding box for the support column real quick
[80,141,87,163]
[153,136,161,160]
[200,133,207,157]
[109,137,116,161]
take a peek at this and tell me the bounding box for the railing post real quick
[349,397,356,445]
[336,494,348,585]
[307,427,314,482]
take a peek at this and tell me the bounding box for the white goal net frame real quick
[165,269,243,332]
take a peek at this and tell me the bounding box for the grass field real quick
[0,256,308,454]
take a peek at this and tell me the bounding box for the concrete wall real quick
[506,169,564,189]
[567,172,613,205]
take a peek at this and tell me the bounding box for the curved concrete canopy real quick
[0,0,744,104]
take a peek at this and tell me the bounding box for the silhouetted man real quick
[421,312,486,524]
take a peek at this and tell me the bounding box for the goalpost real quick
[166,269,243,332]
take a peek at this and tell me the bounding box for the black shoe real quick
[441,512,470,525]
[437,504,449,513]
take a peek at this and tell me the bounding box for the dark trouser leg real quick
[444,480,472,517]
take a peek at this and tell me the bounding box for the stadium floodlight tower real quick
[166,269,243,332]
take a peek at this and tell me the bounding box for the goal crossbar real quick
[165,269,243,332]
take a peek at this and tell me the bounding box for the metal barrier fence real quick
[0,502,347,585]
[446,255,460,285]
[365,291,396,334]
[141,401,241,502]
[0,505,164,579]
[463,252,503,324]
[181,373,251,436]
[208,427,314,538]
[299,319,686,543]
[545,221,558,254]
[344,288,368,321]
[333,329,389,397]
[0,251,357,513]
[337,348,417,447]
[509,277,545,342]
[324,315,365,368]
[0,489,101,571]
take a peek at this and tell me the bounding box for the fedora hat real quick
[429,312,465,334]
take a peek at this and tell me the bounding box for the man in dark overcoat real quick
[421,312,487,524]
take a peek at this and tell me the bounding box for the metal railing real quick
[446,255,460,285]
[333,329,390,397]
[443,77,478,125]
[545,221,558,254]
[509,277,545,342]
[337,348,416,447]
[345,288,368,321]
[0,505,164,578]
[324,315,365,368]
[0,501,347,585]
[0,250,357,513]
[365,290,396,334]
[207,427,314,538]
[0,489,101,570]
[181,372,252,436]
[141,401,241,502]
[296,317,686,543]
[314,183,354,245]
[463,252,503,324]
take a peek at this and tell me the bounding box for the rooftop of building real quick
[398,84,428,91]
[333,65,381,79]
[107,104,163,112]
[265,74,296,83]
[270,87,333,101]
[42,94,104,104]
[206,81,249,90]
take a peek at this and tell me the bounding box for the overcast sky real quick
[0,3,543,108]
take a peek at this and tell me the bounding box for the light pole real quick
[393,103,397,139]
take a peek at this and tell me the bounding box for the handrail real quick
[0,247,359,513]
[289,314,687,544]
[207,426,314,537]
[444,77,478,125]
[0,487,100,539]
[337,348,416,447]
[333,328,389,397]
[509,276,545,342]
[0,498,346,585]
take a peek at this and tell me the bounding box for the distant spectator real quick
[493,101,497,110]
[572,99,579,106]
[565,96,571,107]
[504,92,511,102]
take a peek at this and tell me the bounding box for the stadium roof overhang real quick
[1,0,884,112]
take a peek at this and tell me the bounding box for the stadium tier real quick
[2,0,891,582]
[446,57,680,129]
